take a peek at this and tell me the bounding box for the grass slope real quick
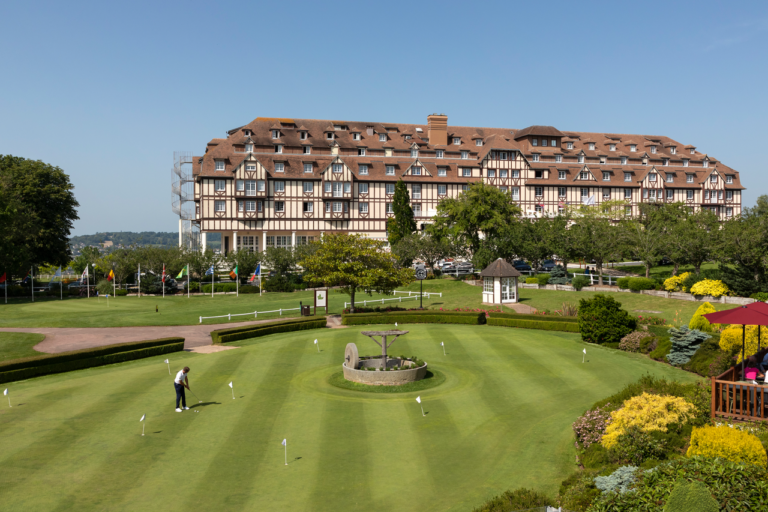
[0,332,46,362]
[0,325,699,511]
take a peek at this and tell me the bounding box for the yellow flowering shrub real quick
[687,425,767,466]
[664,272,691,292]
[689,279,730,298]
[719,325,768,362]
[601,393,696,449]
[688,302,719,332]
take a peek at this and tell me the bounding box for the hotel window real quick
[304,163,312,173]
[566,142,573,149]
[326,132,333,139]
[625,205,632,216]
[683,159,689,167]
[603,172,610,181]
[555,155,562,163]
[333,164,343,173]
[296,236,314,246]
[703,160,709,168]
[710,175,718,183]
[302,201,314,213]
[600,156,606,164]
[726,175,733,184]
[344,182,351,194]
[643,189,648,199]
[630,145,636,152]
[236,180,244,192]
[541,139,548,147]
[535,170,544,179]
[726,190,733,200]
[579,171,589,180]
[215,180,225,191]
[438,167,447,176]
[508,170,516,178]
[359,202,368,213]
[410,149,418,158]
[359,164,368,175]
[332,183,343,197]
[559,171,566,180]
[412,203,422,215]
[352,133,360,141]
[589,143,595,150]
[359,183,368,194]
[386,183,395,195]
[649,189,657,200]
[551,139,557,147]
[272,130,279,139]
[258,200,263,212]
[412,166,421,176]
[386,203,393,214]
[257,180,265,192]
[303,146,311,154]
[532,138,538,146]
[532,154,540,162]
[500,152,508,160]
[462,184,469,192]
[386,165,395,175]
[621,157,627,165]
[438,184,447,196]
[333,202,342,213]
[665,174,673,183]
[705,190,710,200]
[687,174,694,183]
[379,133,386,142]
[662,159,669,166]
[624,188,632,199]
[610,144,616,151]
[578,155,584,163]
[511,187,520,200]
[603,189,610,199]
[325,202,330,213]
[274,181,285,193]
[558,187,566,198]
[649,173,657,182]
[300,131,307,140]
[324,182,332,193]
[246,201,256,212]
[303,182,313,193]
[275,163,284,172]
[488,169,496,177]
[718,190,724,200]
[238,201,243,212]
[215,160,225,171]
[690,148,696,155]
[535,187,543,197]
[436,150,444,158]
[358,148,366,156]
[624,172,631,182]
[214,200,225,212]
[461,151,469,159]
[476,139,482,146]
[462,168,472,177]
[245,144,253,153]
[405,135,411,140]
[246,164,256,171]
[727,207,733,217]
[453,137,461,145]
[581,188,589,198]
[246,180,257,196]
[275,145,283,154]
[651,146,657,154]
[666,189,674,200]
[411,184,422,199]
[687,190,694,199]
[670,147,677,154]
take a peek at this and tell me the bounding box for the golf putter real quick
[189,389,203,403]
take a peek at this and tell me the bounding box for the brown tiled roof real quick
[480,258,522,278]
[513,125,566,140]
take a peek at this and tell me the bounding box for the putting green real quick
[0,325,700,511]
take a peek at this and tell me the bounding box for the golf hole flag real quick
[140,414,146,436]
[415,396,421,404]
[282,439,287,446]
[582,348,587,363]
[416,396,424,416]
[282,438,287,465]
[229,381,235,400]
[4,388,8,408]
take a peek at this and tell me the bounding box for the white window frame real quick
[379,134,386,142]
[436,150,444,158]
[589,143,595,150]
[303,201,313,213]
[453,137,461,145]
[532,138,538,146]
[624,172,631,182]
[578,155,584,163]
[726,175,733,184]
[412,184,421,199]
[726,190,733,200]
[687,174,694,183]
[532,154,540,162]
[610,144,616,151]
[214,200,225,212]
[438,168,446,177]
[303,181,313,193]
[359,183,368,194]
[438,184,447,196]
[558,187,566,198]
[246,164,256,171]
[511,187,520,200]
[558,171,566,180]
[304,163,313,173]
[500,152,508,160]
[246,200,256,212]
[332,201,342,213]
[333,163,343,173]
[542,139,548,147]
[462,168,471,177]
[509,170,516,178]
[566,142,573,149]
[651,146,657,154]
[303,146,311,154]
[257,180,265,192]
[710,175,718,183]
[275,201,285,213]
[215,160,225,171]
[274,181,285,193]
[359,164,368,175]
[666,174,674,183]
[630,145,636,152]
[621,157,627,165]
[358,148,366,156]
[461,151,469,159]
[353,133,360,141]
[386,183,395,195]
[535,187,543,197]
[411,166,421,176]
[300,131,307,140]
[275,145,283,154]
[245,143,253,153]
[215,179,226,191]
[666,189,673,200]
[603,171,610,181]
[385,166,395,176]
[359,202,368,213]
[476,139,482,146]
[555,155,562,163]
[236,180,244,192]
[272,130,279,139]
[386,202,393,214]
[649,173,657,182]
[245,180,257,196]
[275,162,284,173]
[624,188,632,199]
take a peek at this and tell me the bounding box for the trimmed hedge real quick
[0,337,184,384]
[487,317,580,332]
[628,277,656,291]
[211,316,327,344]
[201,283,238,293]
[341,311,485,326]
[488,312,579,323]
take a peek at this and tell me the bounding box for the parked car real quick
[513,260,532,271]
[540,259,556,271]
[660,257,673,265]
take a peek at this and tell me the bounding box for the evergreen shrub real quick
[617,277,630,289]
[548,264,568,285]
[471,487,552,512]
[650,336,672,361]
[341,311,485,326]
[628,277,656,291]
[686,425,768,466]
[578,294,637,345]
[537,274,550,286]
[663,480,719,512]
[601,392,695,449]
[690,279,729,298]
[572,275,590,291]
[486,317,580,332]
[594,465,638,495]
[525,277,538,284]
[666,326,710,366]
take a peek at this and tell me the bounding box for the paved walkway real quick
[503,303,538,314]
[0,316,339,354]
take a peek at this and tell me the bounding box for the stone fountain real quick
[342,330,428,386]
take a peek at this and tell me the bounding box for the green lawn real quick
[0,324,699,511]
[0,279,737,328]
[0,332,46,362]
[612,262,721,279]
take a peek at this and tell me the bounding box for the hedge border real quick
[486,318,580,332]
[212,316,327,344]
[341,311,485,326]
[488,312,579,323]
[0,339,184,384]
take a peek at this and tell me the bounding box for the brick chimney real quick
[427,113,448,146]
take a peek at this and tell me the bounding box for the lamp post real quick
[90,263,96,298]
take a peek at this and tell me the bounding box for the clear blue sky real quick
[1,0,766,236]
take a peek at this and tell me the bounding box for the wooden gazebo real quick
[480,258,521,305]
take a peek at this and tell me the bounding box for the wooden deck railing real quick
[711,366,768,421]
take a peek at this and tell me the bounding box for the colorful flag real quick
[107,269,115,282]
[249,264,261,282]
[229,265,238,280]
[176,265,188,279]
[162,264,166,283]
[0,273,6,284]
[81,267,88,281]
[205,265,215,276]
[22,271,31,284]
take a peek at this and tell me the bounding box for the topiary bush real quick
[594,465,638,495]
[471,487,553,512]
[537,274,550,286]
[663,480,719,512]
[548,264,568,285]
[572,275,590,291]
[687,425,768,466]
[690,279,730,298]
[688,302,718,332]
[666,326,711,366]
[578,294,637,345]
[617,277,630,290]
[628,277,656,291]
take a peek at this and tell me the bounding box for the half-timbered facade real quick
[193,115,745,254]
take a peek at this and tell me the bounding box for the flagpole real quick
[187,264,190,299]
[236,261,239,297]
[211,264,214,298]
[113,266,115,298]
[162,263,165,299]
[60,267,63,300]
[31,266,34,303]
[138,263,141,298]
[87,264,90,298]
[259,266,262,297]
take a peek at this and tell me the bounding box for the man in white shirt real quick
[174,366,191,412]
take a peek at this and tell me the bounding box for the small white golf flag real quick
[415,396,421,404]
[3,389,6,396]
[583,348,587,354]
[164,359,169,364]
[416,395,424,416]
[229,381,235,399]
[314,339,317,344]
[395,322,398,327]
[282,439,286,446]
[140,414,145,422]
[140,414,146,435]
[441,342,444,346]
[229,381,233,388]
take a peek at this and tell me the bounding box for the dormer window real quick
[621,156,627,165]
[326,132,334,140]
[275,145,283,154]
[703,160,709,168]
[379,133,386,142]
[412,166,422,176]
[663,159,669,166]
[579,171,589,180]
[245,144,253,153]
[303,145,311,154]
[532,138,538,146]
[630,145,637,152]
[578,155,584,163]
[358,148,366,156]
[476,139,482,146]
[726,175,733,184]
[532,154,540,162]
[411,149,418,158]
[589,143,595,150]
[244,130,251,136]
[386,165,395,175]
[300,131,307,140]
[453,137,461,145]
[272,130,280,139]
[567,142,573,149]
[359,164,368,175]
[666,173,674,183]
[649,173,657,182]
[275,163,284,173]
[353,133,361,141]
[690,148,695,155]
[683,159,689,167]
[555,155,562,163]
[609,144,616,151]
[304,163,313,173]
[600,156,606,164]
[551,139,557,147]
[687,174,694,183]
[500,152,507,160]
[461,151,469,159]
[332,163,343,173]
[624,172,631,182]
[436,150,444,158]
[559,171,566,180]
[651,146,657,154]
[670,147,677,155]
[710,175,718,183]
[541,139,548,147]
[603,171,610,181]
[215,160,225,171]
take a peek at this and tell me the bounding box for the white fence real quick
[391,291,443,298]
[344,294,436,309]
[199,307,300,323]
[572,273,621,286]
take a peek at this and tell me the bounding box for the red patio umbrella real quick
[703,305,768,380]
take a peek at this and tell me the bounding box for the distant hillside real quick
[69,232,222,251]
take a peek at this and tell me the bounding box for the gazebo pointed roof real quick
[479,258,522,278]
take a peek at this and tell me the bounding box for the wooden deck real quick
[711,366,768,421]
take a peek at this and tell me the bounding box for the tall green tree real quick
[0,155,79,279]
[716,205,768,293]
[392,232,454,273]
[570,201,627,285]
[387,180,416,250]
[669,208,719,275]
[300,233,413,312]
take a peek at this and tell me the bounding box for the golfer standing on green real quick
[175,366,191,412]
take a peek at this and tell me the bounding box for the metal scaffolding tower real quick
[171,151,200,250]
